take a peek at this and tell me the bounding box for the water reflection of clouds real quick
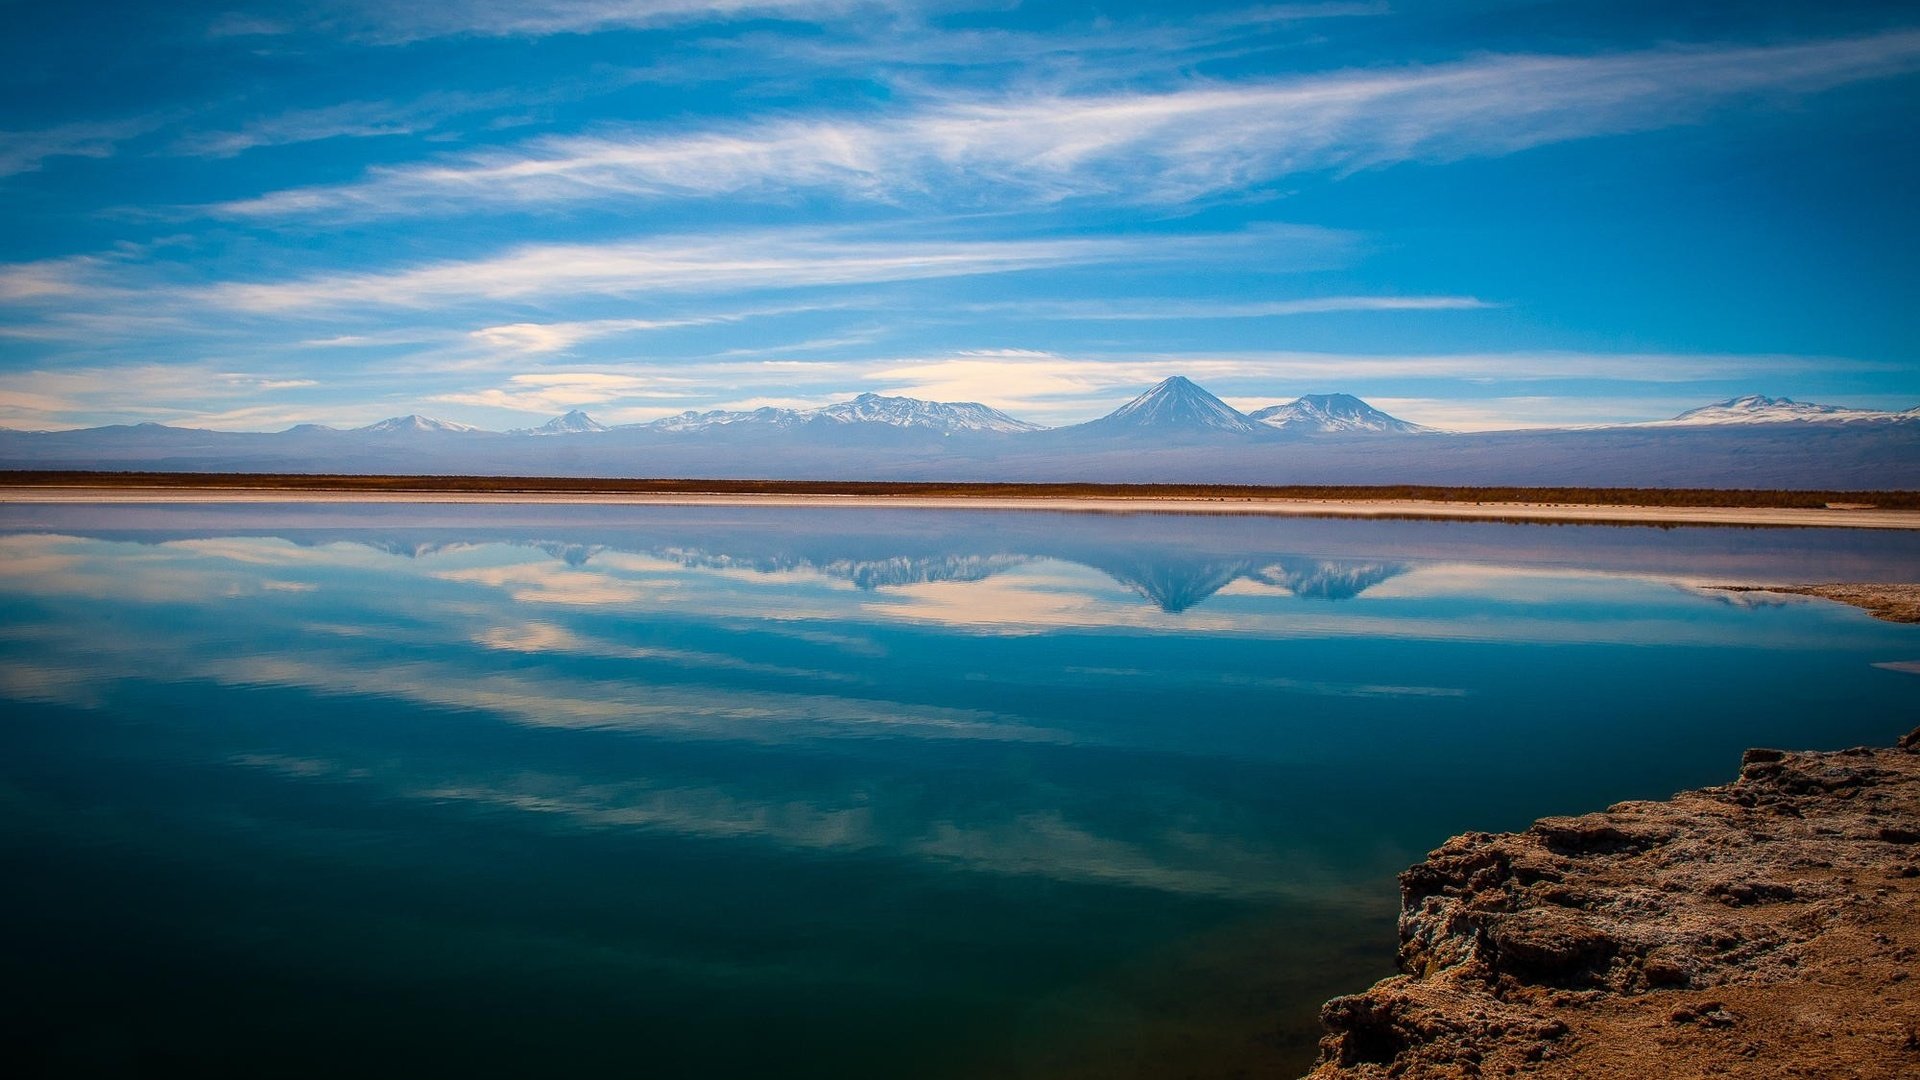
[0,586,1049,745]
[0,540,1411,905]
[473,619,860,681]
[239,648,1061,745]
[437,561,673,607]
[0,532,1895,656]
[1359,563,1721,602]
[0,534,227,603]
[0,533,380,604]
[1041,668,1467,700]
[6,519,1916,914]
[0,658,109,708]
[225,752,1373,903]
[846,561,1843,647]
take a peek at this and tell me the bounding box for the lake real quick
[3,502,1917,1078]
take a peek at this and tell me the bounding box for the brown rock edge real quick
[1706,584,1920,625]
[1305,728,1920,1079]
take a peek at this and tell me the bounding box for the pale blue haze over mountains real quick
[1,1,1917,442]
[6,378,1916,485]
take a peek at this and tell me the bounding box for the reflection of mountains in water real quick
[630,546,1406,609]
[535,542,609,567]
[344,539,1406,611]
[79,524,1411,613]
[1254,558,1409,601]
[348,539,480,560]
[1094,555,1409,612]
[647,548,1034,590]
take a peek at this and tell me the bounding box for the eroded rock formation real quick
[1307,727,1920,1078]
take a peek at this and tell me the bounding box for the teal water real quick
[3,504,1918,1078]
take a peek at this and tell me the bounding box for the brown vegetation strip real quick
[3,471,1917,510]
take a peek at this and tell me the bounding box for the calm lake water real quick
[4,503,1919,1078]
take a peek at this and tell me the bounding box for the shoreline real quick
[1706,583,1920,623]
[7,485,1920,529]
[1307,727,1920,1078]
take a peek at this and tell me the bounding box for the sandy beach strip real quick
[6,485,1920,529]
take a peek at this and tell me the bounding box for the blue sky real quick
[1,0,1916,431]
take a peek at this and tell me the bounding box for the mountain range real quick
[646,392,1044,436]
[1642,394,1920,427]
[3,377,1916,488]
[1251,393,1434,434]
[518,410,609,435]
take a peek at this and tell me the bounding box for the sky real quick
[0,0,1916,432]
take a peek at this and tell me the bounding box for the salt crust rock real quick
[1307,727,1920,1079]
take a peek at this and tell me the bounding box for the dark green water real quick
[3,504,1918,1078]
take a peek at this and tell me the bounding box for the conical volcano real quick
[524,410,610,435]
[1068,376,1266,437]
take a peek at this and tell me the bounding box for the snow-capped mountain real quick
[646,405,810,433]
[645,393,1043,435]
[519,410,609,435]
[354,414,484,435]
[1092,554,1408,611]
[6,376,1918,488]
[1251,558,1409,600]
[650,548,1031,589]
[1652,395,1912,426]
[1249,394,1432,434]
[1068,376,1267,436]
[812,393,1045,434]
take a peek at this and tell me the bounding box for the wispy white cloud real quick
[194,226,1329,312]
[0,310,209,345]
[711,3,1390,93]
[171,96,481,158]
[210,30,1920,219]
[431,371,691,413]
[0,255,131,303]
[375,0,1387,44]
[964,295,1496,321]
[204,12,295,38]
[0,116,166,178]
[209,2,891,42]
[168,67,659,159]
[325,0,903,43]
[0,364,324,430]
[462,300,847,353]
[468,318,723,353]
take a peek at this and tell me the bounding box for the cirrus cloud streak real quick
[211,30,1920,220]
[194,225,1346,313]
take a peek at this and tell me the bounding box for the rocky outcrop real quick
[1708,584,1920,624]
[1307,728,1920,1079]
